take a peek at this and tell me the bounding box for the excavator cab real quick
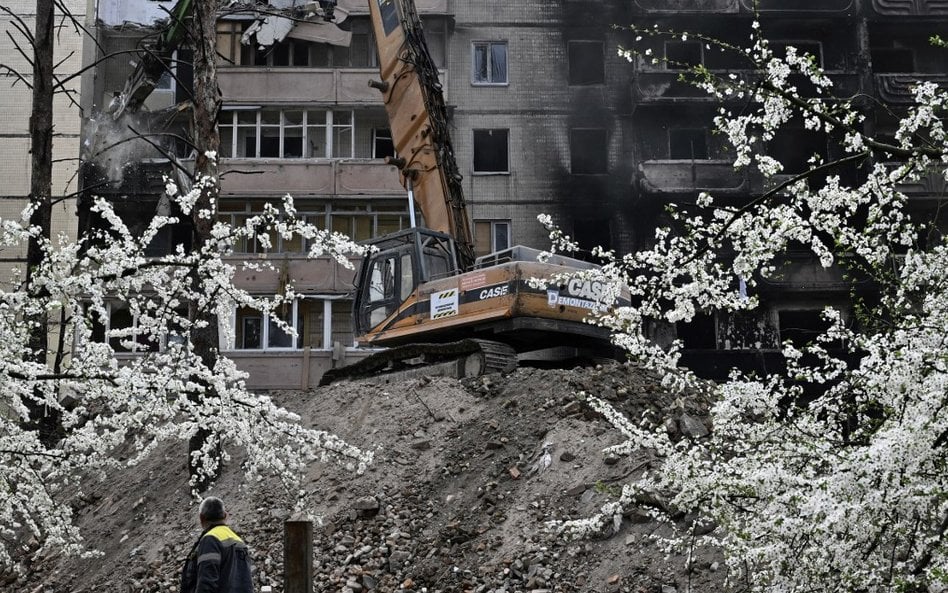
[353,228,461,338]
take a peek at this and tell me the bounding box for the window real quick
[769,127,827,174]
[472,41,508,85]
[568,41,604,86]
[570,128,608,175]
[219,108,355,159]
[373,128,395,159]
[474,220,511,257]
[473,129,509,173]
[871,47,915,73]
[664,41,703,70]
[778,309,838,348]
[88,301,186,354]
[155,50,177,91]
[218,199,410,252]
[234,302,298,350]
[669,128,709,160]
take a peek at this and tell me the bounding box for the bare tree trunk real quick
[25,0,59,445]
[188,0,222,491]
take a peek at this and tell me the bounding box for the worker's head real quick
[198,496,227,528]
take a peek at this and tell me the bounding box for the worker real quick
[180,496,254,593]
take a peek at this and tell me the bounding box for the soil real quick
[6,361,725,593]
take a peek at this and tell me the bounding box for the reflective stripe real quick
[197,552,221,564]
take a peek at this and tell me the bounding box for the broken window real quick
[871,47,915,73]
[664,41,703,70]
[570,128,608,175]
[778,309,835,348]
[677,312,717,349]
[573,218,613,260]
[769,126,827,174]
[669,128,709,160]
[568,41,605,86]
[373,128,395,159]
[474,220,511,256]
[473,129,509,173]
[472,41,508,85]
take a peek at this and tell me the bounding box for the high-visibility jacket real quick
[180,524,253,593]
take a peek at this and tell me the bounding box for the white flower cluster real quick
[551,18,948,593]
[0,177,371,570]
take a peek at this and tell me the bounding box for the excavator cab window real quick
[360,247,417,331]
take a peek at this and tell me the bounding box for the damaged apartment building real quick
[78,0,948,385]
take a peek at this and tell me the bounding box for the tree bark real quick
[188,0,222,491]
[25,0,59,445]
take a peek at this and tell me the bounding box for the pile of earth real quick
[7,361,724,593]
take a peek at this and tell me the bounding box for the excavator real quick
[319,0,627,382]
[108,0,626,383]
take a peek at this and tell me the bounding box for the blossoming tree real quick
[0,171,372,569]
[546,19,948,593]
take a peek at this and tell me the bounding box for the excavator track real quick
[319,339,517,386]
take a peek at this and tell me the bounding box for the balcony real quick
[738,0,856,13]
[638,160,749,194]
[892,167,948,199]
[633,0,854,14]
[633,71,861,104]
[218,67,449,105]
[219,159,404,197]
[632,0,738,13]
[227,254,359,294]
[869,0,948,16]
[339,0,449,15]
[874,73,948,104]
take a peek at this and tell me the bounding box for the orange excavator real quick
[320,0,626,383]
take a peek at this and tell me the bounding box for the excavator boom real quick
[366,0,476,269]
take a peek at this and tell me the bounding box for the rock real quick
[679,414,709,439]
[559,451,576,462]
[564,484,587,497]
[508,466,521,480]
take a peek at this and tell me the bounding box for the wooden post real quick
[283,519,313,593]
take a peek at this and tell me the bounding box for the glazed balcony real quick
[637,160,750,195]
[219,159,404,197]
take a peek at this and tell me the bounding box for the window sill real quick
[471,171,511,176]
[471,82,510,87]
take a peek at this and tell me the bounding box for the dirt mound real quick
[8,362,724,593]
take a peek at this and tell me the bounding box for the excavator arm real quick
[107,0,193,120]
[366,0,476,270]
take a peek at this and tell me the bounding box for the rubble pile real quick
[10,363,724,593]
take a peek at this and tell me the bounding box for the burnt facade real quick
[80,0,948,385]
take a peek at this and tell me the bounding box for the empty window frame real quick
[570,128,608,175]
[474,220,511,256]
[472,41,508,85]
[473,129,510,173]
[669,128,709,160]
[568,41,605,86]
[373,128,395,159]
[219,108,355,159]
[870,47,915,73]
[664,41,703,70]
